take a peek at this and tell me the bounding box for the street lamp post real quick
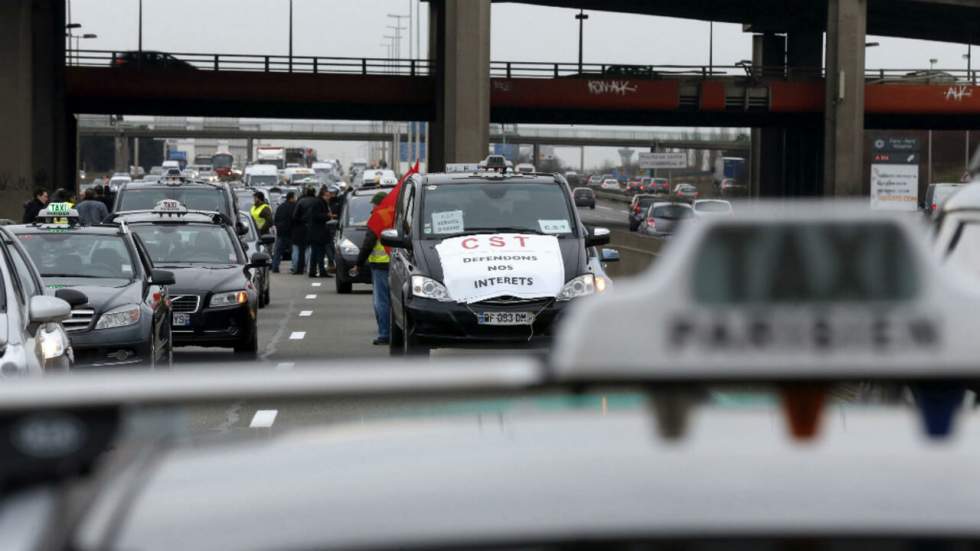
[66,23,81,65]
[709,21,714,75]
[288,0,293,72]
[930,58,938,71]
[965,44,973,81]
[138,0,143,58]
[575,10,588,75]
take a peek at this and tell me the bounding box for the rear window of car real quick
[652,205,694,219]
[695,201,732,213]
[574,188,592,196]
[118,187,228,214]
[678,184,697,191]
[637,197,657,209]
[692,222,918,304]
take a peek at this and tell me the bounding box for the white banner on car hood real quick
[435,234,565,304]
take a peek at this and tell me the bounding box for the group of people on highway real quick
[22,178,117,225]
[263,184,344,279]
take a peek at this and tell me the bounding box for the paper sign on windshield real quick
[435,234,565,304]
[431,210,465,234]
[539,219,571,234]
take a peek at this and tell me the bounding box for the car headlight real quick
[38,325,66,360]
[209,290,249,307]
[411,275,453,302]
[339,238,360,256]
[556,274,596,301]
[95,304,142,330]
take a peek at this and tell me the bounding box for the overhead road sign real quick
[638,152,688,169]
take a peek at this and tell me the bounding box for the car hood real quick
[414,236,583,284]
[43,278,141,312]
[154,265,248,294]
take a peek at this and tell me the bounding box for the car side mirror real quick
[585,227,611,247]
[30,296,71,325]
[600,248,621,263]
[54,288,88,308]
[151,269,176,286]
[237,223,248,236]
[380,229,410,249]
[249,252,271,268]
[259,235,276,246]
[326,220,339,229]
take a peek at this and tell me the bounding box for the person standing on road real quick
[22,189,49,224]
[75,188,109,226]
[352,192,391,345]
[306,185,333,279]
[290,186,317,275]
[271,191,296,273]
[323,184,342,274]
[250,191,274,236]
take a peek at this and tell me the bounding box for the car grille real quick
[170,295,201,313]
[63,308,95,333]
[477,296,548,306]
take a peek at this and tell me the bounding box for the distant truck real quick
[256,147,286,170]
[713,157,747,195]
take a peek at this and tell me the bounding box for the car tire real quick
[336,275,353,294]
[629,222,638,232]
[403,313,430,357]
[590,204,595,210]
[389,306,405,357]
[234,330,259,359]
[262,285,270,306]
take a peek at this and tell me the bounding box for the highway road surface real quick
[166,201,646,438]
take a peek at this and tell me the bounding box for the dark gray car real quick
[638,202,694,238]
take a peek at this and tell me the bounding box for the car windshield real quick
[17,233,136,282]
[652,205,694,219]
[696,201,732,213]
[130,224,240,265]
[693,222,918,304]
[248,175,278,187]
[346,196,374,227]
[118,187,227,213]
[422,181,575,236]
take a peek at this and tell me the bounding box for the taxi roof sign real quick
[153,199,187,214]
[45,202,72,217]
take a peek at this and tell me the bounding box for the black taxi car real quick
[333,188,380,294]
[111,201,269,357]
[113,176,247,236]
[380,162,611,355]
[9,206,176,368]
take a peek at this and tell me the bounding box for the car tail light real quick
[646,218,656,228]
[633,205,641,214]
[931,203,937,211]
[114,58,127,65]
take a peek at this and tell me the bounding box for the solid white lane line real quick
[311,282,322,287]
[275,362,295,370]
[289,331,306,340]
[299,310,313,317]
[249,410,278,428]
[305,294,317,299]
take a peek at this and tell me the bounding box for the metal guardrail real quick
[68,49,433,77]
[68,50,980,84]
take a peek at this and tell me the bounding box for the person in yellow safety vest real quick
[352,192,391,345]
[250,191,274,236]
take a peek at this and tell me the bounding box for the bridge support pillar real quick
[0,0,69,218]
[750,31,825,197]
[114,137,131,173]
[824,0,867,196]
[428,0,491,172]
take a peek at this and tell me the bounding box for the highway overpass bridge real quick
[4,0,980,221]
[77,117,751,152]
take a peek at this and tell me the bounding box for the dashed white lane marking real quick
[275,362,295,370]
[299,310,313,317]
[597,205,616,211]
[311,282,322,287]
[289,331,306,340]
[305,294,317,299]
[249,410,278,428]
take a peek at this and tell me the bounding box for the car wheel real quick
[234,329,259,359]
[629,222,638,232]
[389,306,405,357]
[262,285,270,306]
[403,313,430,357]
[590,204,595,210]
[166,326,174,368]
[336,274,353,294]
[149,335,157,370]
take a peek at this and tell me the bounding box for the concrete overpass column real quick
[428,0,491,172]
[752,33,786,197]
[115,137,130,173]
[824,0,867,196]
[785,31,825,196]
[0,0,69,218]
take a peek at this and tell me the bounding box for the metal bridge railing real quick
[68,49,433,77]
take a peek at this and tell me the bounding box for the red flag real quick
[367,160,420,239]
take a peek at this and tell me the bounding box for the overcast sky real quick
[70,0,976,169]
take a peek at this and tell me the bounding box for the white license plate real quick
[477,312,535,326]
[172,313,191,327]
